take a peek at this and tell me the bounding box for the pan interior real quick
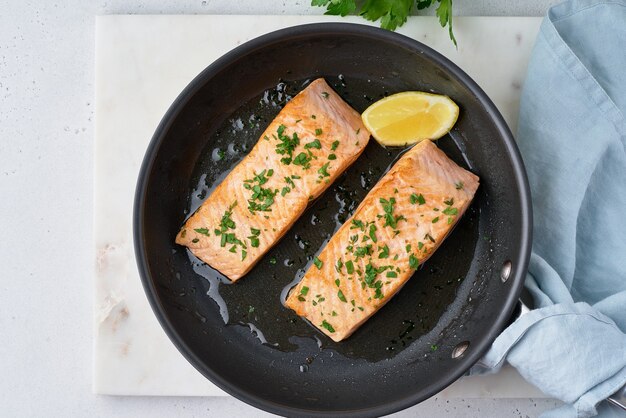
[138,26,526,415]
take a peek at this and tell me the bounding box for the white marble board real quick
[94,14,546,398]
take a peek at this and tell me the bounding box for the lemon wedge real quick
[361,91,459,147]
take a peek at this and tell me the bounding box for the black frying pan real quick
[134,23,531,417]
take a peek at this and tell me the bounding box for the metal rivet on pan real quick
[452,341,469,359]
[501,260,512,282]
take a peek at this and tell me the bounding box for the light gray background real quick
[1,0,563,417]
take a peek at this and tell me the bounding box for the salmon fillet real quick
[285,139,479,342]
[176,78,369,281]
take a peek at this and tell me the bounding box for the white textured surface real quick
[94,13,546,399]
[0,1,565,417]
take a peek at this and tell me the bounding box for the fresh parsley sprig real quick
[311,0,456,46]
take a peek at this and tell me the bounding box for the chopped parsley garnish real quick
[386,271,398,278]
[269,257,277,265]
[424,233,435,243]
[317,162,331,178]
[335,279,340,287]
[379,197,405,228]
[409,254,419,269]
[443,198,454,206]
[455,181,464,190]
[369,224,377,243]
[354,244,372,258]
[191,238,199,243]
[442,207,458,216]
[406,244,411,252]
[410,193,426,205]
[432,217,439,223]
[335,259,343,273]
[331,311,338,316]
[194,228,209,236]
[378,244,389,259]
[320,320,335,333]
[345,260,355,274]
[331,140,340,151]
[321,92,330,99]
[293,152,312,169]
[281,176,297,197]
[247,227,261,248]
[275,124,299,165]
[431,344,438,351]
[214,201,246,256]
[337,289,347,302]
[351,219,365,231]
[315,128,323,136]
[241,250,247,261]
[305,138,321,149]
[328,153,337,161]
[300,286,309,296]
[418,241,424,250]
[247,185,276,214]
[313,257,323,269]
[311,114,316,119]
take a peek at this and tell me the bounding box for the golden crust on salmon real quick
[176,78,369,281]
[285,140,479,342]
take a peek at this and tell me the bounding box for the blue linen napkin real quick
[468,1,626,417]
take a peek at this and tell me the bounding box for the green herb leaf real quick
[455,181,464,190]
[315,128,323,136]
[293,152,312,169]
[369,224,377,243]
[337,289,347,303]
[313,257,323,269]
[335,259,343,273]
[320,320,335,333]
[194,228,210,236]
[300,286,309,296]
[318,162,331,178]
[275,124,300,164]
[409,254,419,269]
[378,244,390,259]
[328,153,337,160]
[442,206,458,216]
[311,0,456,45]
[331,140,340,151]
[432,216,439,223]
[305,138,322,149]
[345,260,355,274]
[436,0,457,46]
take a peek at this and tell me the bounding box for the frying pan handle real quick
[608,384,626,411]
[511,299,626,411]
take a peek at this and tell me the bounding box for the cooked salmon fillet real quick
[285,139,479,341]
[176,78,369,281]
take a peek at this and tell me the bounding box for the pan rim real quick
[133,22,532,417]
